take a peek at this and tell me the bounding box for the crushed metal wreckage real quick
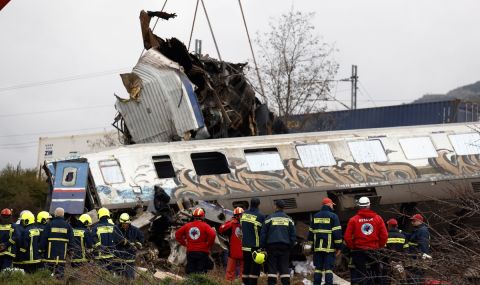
[113,10,272,145]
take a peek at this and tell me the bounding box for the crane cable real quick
[187,0,200,51]
[200,0,222,62]
[237,0,266,103]
[138,0,169,60]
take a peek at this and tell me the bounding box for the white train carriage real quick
[44,122,480,216]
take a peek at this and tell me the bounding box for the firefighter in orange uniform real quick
[219,207,244,281]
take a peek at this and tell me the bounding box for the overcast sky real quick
[1,0,479,169]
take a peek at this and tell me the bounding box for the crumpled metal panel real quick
[116,49,205,144]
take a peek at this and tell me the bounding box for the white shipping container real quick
[37,130,121,169]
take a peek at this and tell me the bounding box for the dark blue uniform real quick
[40,217,74,278]
[407,224,430,254]
[382,228,408,285]
[91,217,122,269]
[308,205,342,285]
[116,224,144,279]
[260,211,296,285]
[16,224,42,273]
[241,207,265,285]
[0,222,21,270]
[71,225,93,266]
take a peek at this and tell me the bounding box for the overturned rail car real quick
[44,123,480,217]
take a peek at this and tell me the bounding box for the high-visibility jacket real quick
[175,219,216,253]
[308,205,343,253]
[16,224,42,264]
[116,224,144,263]
[386,228,408,252]
[407,224,430,254]
[344,208,388,250]
[260,211,296,248]
[0,223,20,258]
[91,217,122,259]
[71,225,93,263]
[219,217,243,259]
[240,207,265,252]
[39,217,74,264]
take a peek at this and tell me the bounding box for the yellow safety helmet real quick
[119,213,131,224]
[79,214,92,226]
[36,211,52,224]
[98,207,110,219]
[252,250,267,265]
[21,211,35,226]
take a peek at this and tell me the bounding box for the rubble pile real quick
[113,10,271,145]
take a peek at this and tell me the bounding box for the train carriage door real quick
[50,162,89,214]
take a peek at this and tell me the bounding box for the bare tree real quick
[253,9,339,122]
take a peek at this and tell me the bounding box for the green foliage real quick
[0,163,49,214]
[0,269,62,285]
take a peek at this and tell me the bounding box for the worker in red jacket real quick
[175,207,216,274]
[344,197,388,285]
[219,207,244,281]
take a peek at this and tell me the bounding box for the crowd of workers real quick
[0,206,143,280]
[175,196,431,285]
[0,196,431,284]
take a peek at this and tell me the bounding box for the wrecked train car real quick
[113,10,264,145]
[44,122,480,219]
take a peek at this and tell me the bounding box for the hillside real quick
[413,81,480,103]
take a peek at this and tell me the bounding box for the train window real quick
[399,137,438,159]
[244,148,284,171]
[191,152,230,175]
[348,140,387,163]
[449,133,480,155]
[152,156,176,178]
[99,159,125,184]
[296,144,336,167]
[61,167,77,187]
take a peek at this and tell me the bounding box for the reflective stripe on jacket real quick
[16,224,42,264]
[240,208,265,251]
[116,225,144,263]
[91,217,123,260]
[260,211,296,248]
[0,223,20,258]
[386,228,408,252]
[308,205,342,253]
[39,217,74,264]
[71,226,93,263]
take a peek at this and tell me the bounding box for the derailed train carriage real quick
[43,122,480,225]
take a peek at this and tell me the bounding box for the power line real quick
[0,68,128,93]
[0,104,112,118]
[358,81,377,107]
[0,126,112,139]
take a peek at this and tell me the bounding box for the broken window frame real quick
[191,152,231,176]
[244,148,285,172]
[99,159,125,185]
[152,155,176,179]
[61,167,77,187]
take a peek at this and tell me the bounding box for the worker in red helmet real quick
[219,207,245,281]
[175,207,216,274]
[0,208,21,270]
[383,218,408,285]
[406,214,430,284]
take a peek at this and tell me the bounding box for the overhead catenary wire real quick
[0,68,128,94]
[0,126,112,139]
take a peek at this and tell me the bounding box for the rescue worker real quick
[175,207,216,274]
[260,200,296,285]
[344,197,388,285]
[219,207,244,281]
[0,208,20,270]
[116,213,144,280]
[383,218,408,285]
[40,207,73,278]
[16,211,42,273]
[406,214,430,284]
[12,210,31,267]
[71,214,93,267]
[36,210,51,266]
[308,198,343,285]
[240,198,266,285]
[92,207,123,270]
